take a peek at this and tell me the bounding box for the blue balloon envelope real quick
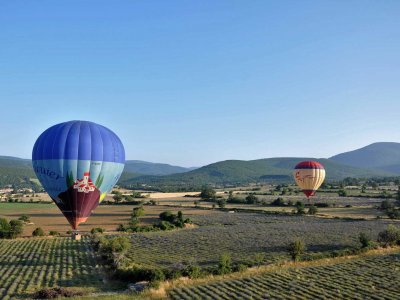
[32,121,125,229]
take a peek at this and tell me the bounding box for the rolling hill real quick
[0,156,38,190]
[2,142,400,190]
[330,142,400,174]
[124,160,195,175]
[119,157,396,189]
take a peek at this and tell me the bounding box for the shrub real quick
[200,186,216,200]
[105,236,131,253]
[183,264,202,279]
[116,224,128,232]
[159,211,176,223]
[32,227,45,237]
[157,221,175,231]
[18,215,30,223]
[49,230,60,236]
[314,202,330,208]
[308,205,318,215]
[216,198,227,208]
[270,197,285,206]
[233,263,248,273]
[386,209,400,220]
[0,218,11,239]
[165,269,182,280]
[377,225,400,247]
[33,287,85,299]
[287,240,306,261]
[218,253,232,275]
[245,193,258,204]
[90,227,105,234]
[358,232,372,249]
[380,200,395,210]
[9,220,23,239]
[132,206,145,218]
[116,267,166,283]
[295,201,305,215]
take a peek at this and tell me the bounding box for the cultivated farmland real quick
[169,251,400,300]
[0,237,105,299]
[126,212,395,268]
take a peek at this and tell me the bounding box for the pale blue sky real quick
[1,1,399,167]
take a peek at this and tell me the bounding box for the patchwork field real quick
[168,251,400,300]
[0,203,217,236]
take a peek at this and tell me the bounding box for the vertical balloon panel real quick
[32,121,125,230]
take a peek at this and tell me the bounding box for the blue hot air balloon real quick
[32,121,125,229]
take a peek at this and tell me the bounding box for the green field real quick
[169,251,400,300]
[0,237,107,299]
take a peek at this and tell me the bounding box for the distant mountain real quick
[119,157,395,189]
[124,160,195,176]
[330,142,400,174]
[0,156,195,189]
[2,142,400,190]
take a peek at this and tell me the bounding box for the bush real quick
[33,287,84,299]
[9,220,23,239]
[314,202,330,208]
[295,201,305,215]
[287,240,306,261]
[90,227,105,234]
[218,253,232,275]
[18,215,30,223]
[183,264,202,279]
[200,186,216,200]
[159,211,176,223]
[359,232,372,249]
[115,267,166,282]
[49,230,60,236]
[157,221,175,231]
[386,209,400,220]
[308,205,318,215]
[377,225,400,247]
[245,193,258,204]
[165,269,182,280]
[216,198,227,208]
[132,206,145,218]
[233,263,248,273]
[32,227,45,237]
[380,200,395,210]
[0,218,11,239]
[270,197,285,206]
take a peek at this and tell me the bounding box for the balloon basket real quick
[71,231,81,240]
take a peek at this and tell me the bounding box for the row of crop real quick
[169,253,400,300]
[125,213,394,269]
[0,237,102,299]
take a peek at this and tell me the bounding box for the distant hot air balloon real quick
[293,161,325,200]
[32,121,125,230]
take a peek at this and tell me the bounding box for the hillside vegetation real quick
[330,142,400,173]
[123,160,195,176]
[120,157,394,189]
